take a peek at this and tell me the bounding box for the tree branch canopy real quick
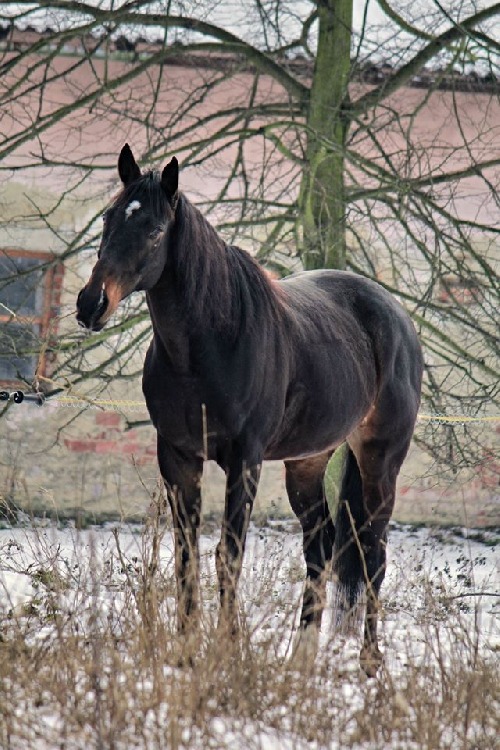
[1,0,499,474]
[6,0,309,102]
[351,2,500,115]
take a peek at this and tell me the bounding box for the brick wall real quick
[64,411,157,464]
[1,400,498,525]
[43,261,65,379]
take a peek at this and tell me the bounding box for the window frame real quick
[436,274,483,306]
[0,248,63,385]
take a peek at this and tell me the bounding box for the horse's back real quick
[278,269,423,442]
[280,269,415,332]
[279,269,422,385]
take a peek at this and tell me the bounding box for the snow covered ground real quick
[0,520,498,749]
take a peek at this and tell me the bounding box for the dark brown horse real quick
[76,144,423,675]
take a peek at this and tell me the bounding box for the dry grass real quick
[0,515,498,749]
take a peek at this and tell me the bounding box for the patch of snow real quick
[0,522,497,749]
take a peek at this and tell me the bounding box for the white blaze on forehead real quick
[125,200,141,220]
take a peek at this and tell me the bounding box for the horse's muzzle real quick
[76,285,109,332]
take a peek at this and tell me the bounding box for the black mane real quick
[113,170,172,226]
[167,192,284,340]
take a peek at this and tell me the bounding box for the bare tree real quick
[0,0,498,473]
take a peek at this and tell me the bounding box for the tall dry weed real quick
[0,516,497,749]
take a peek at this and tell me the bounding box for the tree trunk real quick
[298,0,352,270]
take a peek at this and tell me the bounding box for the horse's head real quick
[76,144,178,331]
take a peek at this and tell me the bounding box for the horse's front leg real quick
[157,435,203,635]
[216,451,262,634]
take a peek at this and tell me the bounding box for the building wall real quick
[2,397,498,526]
[0,44,499,526]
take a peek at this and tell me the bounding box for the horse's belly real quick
[264,417,350,460]
[264,373,375,461]
[264,434,346,461]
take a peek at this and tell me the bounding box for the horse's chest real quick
[142,357,239,457]
[143,370,202,440]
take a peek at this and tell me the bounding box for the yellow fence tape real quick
[49,396,500,423]
[2,390,499,423]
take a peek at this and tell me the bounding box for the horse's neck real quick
[145,266,192,369]
[164,197,231,329]
[172,196,226,277]
[147,196,276,356]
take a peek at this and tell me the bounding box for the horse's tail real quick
[333,446,366,613]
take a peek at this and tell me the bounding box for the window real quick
[0,250,63,383]
[437,275,482,306]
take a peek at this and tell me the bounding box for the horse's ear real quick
[161,157,179,205]
[118,143,141,186]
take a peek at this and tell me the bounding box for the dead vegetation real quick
[0,514,498,749]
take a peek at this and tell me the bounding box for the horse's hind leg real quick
[357,460,399,677]
[341,436,411,677]
[285,452,335,659]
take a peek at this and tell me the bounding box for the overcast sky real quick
[2,1,498,70]
[202,0,498,68]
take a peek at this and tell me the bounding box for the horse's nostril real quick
[75,284,109,332]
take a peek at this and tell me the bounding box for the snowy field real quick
[0,520,498,749]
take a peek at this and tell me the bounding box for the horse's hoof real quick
[359,645,383,677]
[173,625,200,668]
[290,625,319,668]
[175,651,195,669]
[216,616,240,640]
